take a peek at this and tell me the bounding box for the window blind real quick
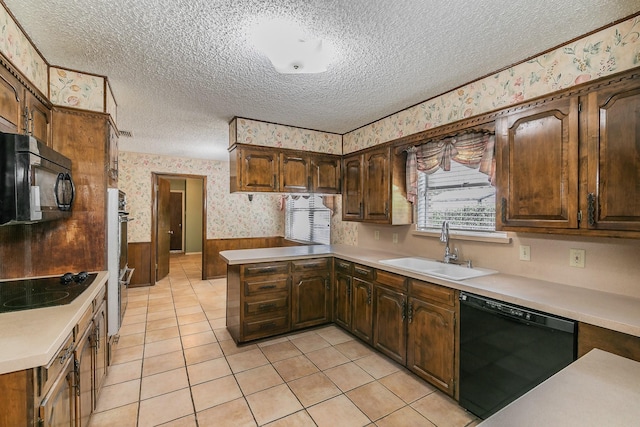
[285,195,331,244]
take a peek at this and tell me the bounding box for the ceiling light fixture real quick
[250,18,333,74]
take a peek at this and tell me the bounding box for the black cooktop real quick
[0,273,97,314]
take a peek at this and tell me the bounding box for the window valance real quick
[406,131,496,203]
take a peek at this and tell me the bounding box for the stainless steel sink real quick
[378,257,497,280]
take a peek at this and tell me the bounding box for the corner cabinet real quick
[496,72,640,235]
[342,146,412,224]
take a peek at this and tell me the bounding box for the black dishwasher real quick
[459,292,576,419]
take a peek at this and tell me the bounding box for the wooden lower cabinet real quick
[373,285,407,364]
[333,271,352,330]
[351,277,373,344]
[38,356,75,427]
[406,297,456,396]
[291,271,331,329]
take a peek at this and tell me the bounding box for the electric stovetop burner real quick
[0,272,97,313]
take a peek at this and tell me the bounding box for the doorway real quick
[151,173,206,283]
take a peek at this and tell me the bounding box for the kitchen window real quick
[285,195,331,244]
[416,160,496,232]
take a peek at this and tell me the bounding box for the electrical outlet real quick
[570,248,586,268]
[392,233,398,244]
[374,230,380,240]
[519,245,531,261]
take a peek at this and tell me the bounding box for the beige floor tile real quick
[376,406,436,427]
[196,398,257,427]
[208,317,226,329]
[263,410,316,427]
[103,359,142,386]
[145,326,180,343]
[138,388,194,427]
[235,364,284,395]
[346,381,405,421]
[94,379,141,413]
[260,340,303,363]
[111,344,144,365]
[214,327,233,341]
[256,336,290,347]
[315,326,354,345]
[204,308,226,319]
[157,414,197,426]
[334,339,375,360]
[191,375,242,412]
[379,370,436,403]
[118,322,146,336]
[121,313,147,326]
[187,357,232,385]
[288,372,341,407]
[118,332,145,349]
[127,299,149,309]
[140,367,189,400]
[324,362,374,392]
[307,395,370,427]
[146,309,176,322]
[411,392,476,427]
[88,402,138,427]
[147,302,175,313]
[354,353,401,379]
[226,348,269,373]
[142,350,185,377]
[179,320,211,336]
[183,342,223,365]
[290,333,332,353]
[144,337,183,358]
[181,330,216,349]
[147,316,179,331]
[306,346,350,371]
[272,355,320,382]
[220,339,259,356]
[126,306,148,317]
[245,383,303,425]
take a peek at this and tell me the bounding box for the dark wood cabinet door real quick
[25,91,52,146]
[334,272,352,330]
[0,66,22,133]
[342,154,364,220]
[280,153,311,193]
[291,272,331,329]
[93,301,108,400]
[496,97,579,229]
[351,278,373,344]
[373,286,407,364]
[406,297,456,396]
[585,79,640,231]
[38,356,75,427]
[75,325,93,427]
[312,155,341,193]
[239,147,279,191]
[364,148,391,222]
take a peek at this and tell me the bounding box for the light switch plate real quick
[392,233,398,244]
[374,230,380,240]
[519,245,531,261]
[569,248,586,268]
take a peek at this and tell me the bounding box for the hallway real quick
[89,254,478,426]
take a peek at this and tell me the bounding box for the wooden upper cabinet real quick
[584,77,640,231]
[0,66,22,133]
[311,154,341,194]
[364,147,391,222]
[496,97,579,230]
[25,90,52,146]
[342,153,364,220]
[230,145,279,192]
[280,153,311,192]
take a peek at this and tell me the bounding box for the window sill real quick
[411,228,511,244]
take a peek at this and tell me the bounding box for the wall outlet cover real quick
[569,248,586,268]
[392,233,398,244]
[374,230,380,240]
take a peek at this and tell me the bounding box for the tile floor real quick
[89,254,479,427]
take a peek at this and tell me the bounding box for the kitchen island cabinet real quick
[291,258,332,330]
[333,259,353,330]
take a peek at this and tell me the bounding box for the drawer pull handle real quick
[260,322,276,330]
[259,303,276,310]
[354,267,371,276]
[258,285,277,290]
[337,262,350,269]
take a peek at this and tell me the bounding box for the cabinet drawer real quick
[353,264,375,280]
[245,295,288,316]
[37,332,74,398]
[409,279,456,307]
[375,270,407,292]
[242,262,289,277]
[75,304,94,341]
[93,285,106,308]
[244,315,289,338]
[292,258,330,272]
[244,277,289,296]
[334,259,352,274]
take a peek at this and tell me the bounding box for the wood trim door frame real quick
[151,173,207,284]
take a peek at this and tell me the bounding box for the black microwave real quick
[0,132,75,225]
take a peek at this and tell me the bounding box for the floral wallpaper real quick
[232,117,342,154]
[330,196,357,246]
[344,15,640,153]
[118,151,284,243]
[49,67,105,112]
[0,4,48,94]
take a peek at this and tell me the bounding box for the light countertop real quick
[220,244,640,338]
[0,271,108,375]
[478,349,640,426]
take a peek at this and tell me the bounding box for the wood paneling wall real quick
[128,242,152,287]
[0,108,109,279]
[205,237,303,279]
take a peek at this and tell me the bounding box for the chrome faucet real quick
[440,220,459,264]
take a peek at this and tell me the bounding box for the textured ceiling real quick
[4,0,639,160]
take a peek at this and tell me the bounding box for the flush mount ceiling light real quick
[250,18,333,74]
